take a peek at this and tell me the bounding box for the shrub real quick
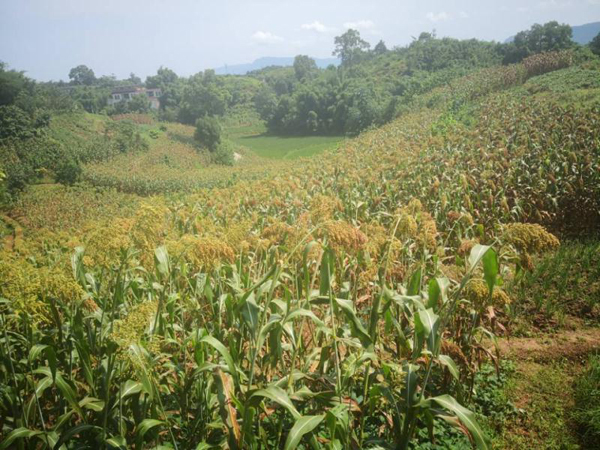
[194,116,221,151]
[55,157,82,185]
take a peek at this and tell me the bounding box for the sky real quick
[1,0,599,81]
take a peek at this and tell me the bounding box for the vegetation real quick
[195,116,222,151]
[0,20,599,449]
[573,355,600,446]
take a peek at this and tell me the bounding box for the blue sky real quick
[1,0,599,81]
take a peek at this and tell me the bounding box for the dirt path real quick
[493,326,600,449]
[498,326,600,362]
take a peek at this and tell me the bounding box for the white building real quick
[108,86,162,110]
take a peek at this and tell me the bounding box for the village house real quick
[107,86,162,109]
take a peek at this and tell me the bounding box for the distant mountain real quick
[505,21,600,44]
[214,57,340,75]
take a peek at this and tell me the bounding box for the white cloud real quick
[588,0,600,4]
[537,0,573,8]
[426,12,450,23]
[343,20,375,30]
[301,21,334,33]
[459,11,469,19]
[251,31,283,44]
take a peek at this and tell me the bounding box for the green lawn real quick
[224,122,345,160]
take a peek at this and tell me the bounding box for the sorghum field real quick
[1,51,599,449]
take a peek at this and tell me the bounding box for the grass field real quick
[224,121,345,159]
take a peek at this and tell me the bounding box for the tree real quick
[590,32,600,56]
[293,55,318,81]
[333,29,371,67]
[127,93,151,113]
[68,65,96,86]
[194,116,221,151]
[128,73,142,85]
[373,40,388,55]
[0,62,34,106]
[503,21,573,63]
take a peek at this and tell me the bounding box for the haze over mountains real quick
[214,56,340,75]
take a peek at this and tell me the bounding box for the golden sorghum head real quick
[458,239,478,257]
[397,214,418,239]
[465,278,511,308]
[111,300,158,348]
[504,223,560,254]
[310,194,342,223]
[322,221,367,254]
[168,235,235,271]
[406,198,423,215]
[0,257,84,328]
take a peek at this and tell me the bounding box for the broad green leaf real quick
[283,415,325,450]
[201,336,239,386]
[240,293,260,336]
[408,268,422,296]
[468,245,491,272]
[334,298,372,348]
[0,427,42,450]
[415,308,440,352]
[154,246,170,277]
[252,385,300,419]
[136,419,165,438]
[120,380,143,400]
[438,355,460,381]
[106,435,127,449]
[429,394,490,450]
[79,396,105,412]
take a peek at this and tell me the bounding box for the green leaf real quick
[0,427,42,450]
[429,394,490,450]
[120,380,143,400]
[334,298,372,348]
[438,355,460,381]
[283,415,325,450]
[482,247,498,294]
[408,268,422,296]
[468,245,491,272]
[319,249,333,296]
[154,246,170,277]
[252,385,300,419]
[136,419,165,438]
[106,435,127,449]
[240,293,260,336]
[201,335,239,387]
[404,363,420,408]
[54,372,84,417]
[415,308,440,352]
[79,396,105,412]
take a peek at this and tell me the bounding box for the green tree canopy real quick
[333,29,371,67]
[68,65,97,86]
[293,55,318,81]
[503,21,573,63]
[590,32,600,56]
[194,116,221,151]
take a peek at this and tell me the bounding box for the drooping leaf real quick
[429,394,490,450]
[283,415,325,450]
[251,385,300,419]
[136,419,165,438]
[468,245,491,272]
